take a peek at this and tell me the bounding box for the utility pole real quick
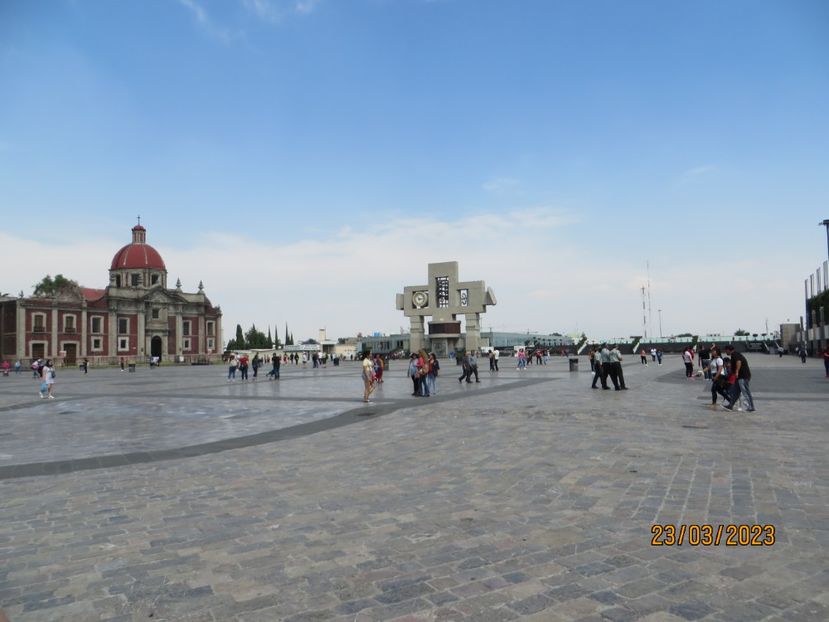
[821,219,829,261]
[658,309,663,338]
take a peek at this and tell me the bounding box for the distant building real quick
[796,259,828,354]
[0,222,222,364]
[358,331,574,357]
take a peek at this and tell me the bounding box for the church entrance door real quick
[151,336,162,361]
[64,344,77,365]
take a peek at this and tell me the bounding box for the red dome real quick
[110,243,166,270]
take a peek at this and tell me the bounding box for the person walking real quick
[682,347,694,378]
[227,354,238,381]
[799,346,808,364]
[361,351,376,403]
[599,344,617,389]
[267,355,280,379]
[469,351,480,383]
[40,359,56,399]
[458,352,472,383]
[824,344,829,378]
[708,347,730,409]
[408,353,421,396]
[640,348,648,365]
[516,348,527,370]
[610,345,627,390]
[252,354,260,380]
[493,348,499,371]
[239,354,249,381]
[723,345,755,412]
[489,350,496,371]
[373,354,384,384]
[699,347,711,380]
[589,347,597,372]
[656,349,663,365]
[14,359,22,375]
[591,349,607,389]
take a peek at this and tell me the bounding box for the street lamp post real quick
[658,309,663,338]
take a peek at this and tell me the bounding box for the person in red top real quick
[823,345,829,378]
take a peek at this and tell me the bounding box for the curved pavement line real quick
[0,377,552,481]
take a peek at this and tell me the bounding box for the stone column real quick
[199,316,206,355]
[81,302,88,357]
[108,311,117,362]
[409,316,425,354]
[176,313,183,355]
[16,300,26,359]
[137,310,146,357]
[51,305,59,358]
[464,312,481,352]
[216,314,222,355]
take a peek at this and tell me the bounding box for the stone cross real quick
[396,261,496,356]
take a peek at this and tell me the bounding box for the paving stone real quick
[0,357,826,621]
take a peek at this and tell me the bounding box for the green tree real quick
[32,274,79,297]
[235,324,246,348]
[285,323,290,347]
[266,327,274,349]
[734,329,750,336]
[245,324,269,349]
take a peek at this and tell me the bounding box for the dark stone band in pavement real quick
[0,377,551,481]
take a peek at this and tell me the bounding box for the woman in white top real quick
[708,348,728,408]
[41,359,56,399]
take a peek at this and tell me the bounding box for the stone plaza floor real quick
[0,354,827,621]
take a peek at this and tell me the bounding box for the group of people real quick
[408,350,440,398]
[28,358,57,399]
[226,353,253,380]
[588,344,628,390]
[706,344,755,412]
[638,348,664,365]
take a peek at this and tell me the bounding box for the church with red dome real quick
[0,222,223,365]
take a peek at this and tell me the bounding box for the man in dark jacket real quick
[723,345,755,412]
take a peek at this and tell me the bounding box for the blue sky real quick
[2,0,828,340]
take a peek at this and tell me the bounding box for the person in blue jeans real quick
[227,355,238,381]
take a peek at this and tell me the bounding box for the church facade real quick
[0,223,222,365]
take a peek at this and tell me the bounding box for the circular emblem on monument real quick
[412,291,428,308]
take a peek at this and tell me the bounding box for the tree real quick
[232,324,245,349]
[266,327,273,349]
[32,274,80,298]
[245,324,269,349]
[285,323,290,347]
[734,329,750,336]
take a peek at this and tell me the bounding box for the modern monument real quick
[396,261,497,357]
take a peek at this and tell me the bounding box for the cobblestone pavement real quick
[0,355,827,621]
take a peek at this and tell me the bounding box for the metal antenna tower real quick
[641,286,648,339]
[646,260,653,338]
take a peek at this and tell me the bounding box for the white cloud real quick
[482,177,520,192]
[241,0,320,23]
[677,164,716,185]
[0,207,805,344]
[176,0,241,43]
[294,0,320,14]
